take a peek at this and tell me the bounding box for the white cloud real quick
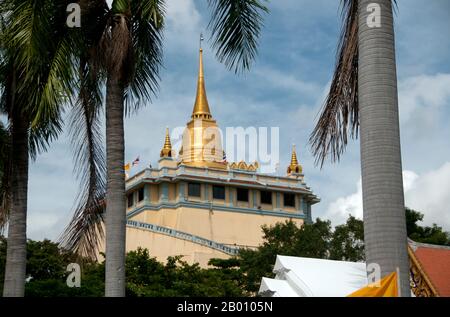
[397,72,450,178]
[27,213,60,240]
[405,162,450,231]
[254,67,323,98]
[326,178,364,222]
[326,163,450,231]
[398,73,450,124]
[165,0,202,52]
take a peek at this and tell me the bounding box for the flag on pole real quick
[200,33,204,49]
[124,163,130,179]
[347,271,399,297]
[132,156,140,166]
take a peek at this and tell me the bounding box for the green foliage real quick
[406,208,450,246]
[1,209,448,296]
[208,0,269,73]
[27,239,69,281]
[329,215,365,262]
[112,0,130,15]
[125,249,244,297]
[0,238,244,297]
[0,237,104,296]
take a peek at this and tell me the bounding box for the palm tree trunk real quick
[3,110,29,297]
[104,76,126,297]
[358,0,410,296]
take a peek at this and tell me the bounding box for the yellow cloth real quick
[348,271,398,297]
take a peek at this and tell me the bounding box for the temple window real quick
[213,185,225,200]
[237,188,249,202]
[188,182,201,198]
[127,193,134,208]
[284,193,295,207]
[260,190,272,205]
[138,187,145,202]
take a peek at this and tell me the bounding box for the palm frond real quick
[124,0,165,115]
[309,0,359,167]
[0,55,15,115]
[309,0,397,167]
[3,0,78,159]
[59,58,106,260]
[207,0,268,74]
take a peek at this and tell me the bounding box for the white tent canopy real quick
[259,255,368,297]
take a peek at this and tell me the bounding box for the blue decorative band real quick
[127,201,307,221]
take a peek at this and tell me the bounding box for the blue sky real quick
[24,0,450,240]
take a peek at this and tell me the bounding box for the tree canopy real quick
[406,208,450,246]
[0,209,447,296]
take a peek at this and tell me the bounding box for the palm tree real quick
[62,0,268,296]
[0,0,72,296]
[97,0,164,297]
[0,0,104,296]
[310,0,410,296]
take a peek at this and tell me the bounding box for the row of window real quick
[127,183,298,208]
[187,183,296,207]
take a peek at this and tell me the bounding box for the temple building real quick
[123,48,320,267]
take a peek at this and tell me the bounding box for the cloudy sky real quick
[23,0,450,240]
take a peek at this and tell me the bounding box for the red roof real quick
[411,242,450,296]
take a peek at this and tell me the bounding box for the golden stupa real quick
[287,145,303,175]
[179,48,227,170]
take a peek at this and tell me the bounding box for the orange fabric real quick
[348,272,398,297]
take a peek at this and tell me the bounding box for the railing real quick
[126,220,240,256]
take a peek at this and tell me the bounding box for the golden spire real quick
[287,144,302,174]
[160,127,173,158]
[192,40,212,119]
[291,145,299,166]
[178,39,227,170]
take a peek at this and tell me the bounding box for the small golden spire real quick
[287,144,302,174]
[192,38,212,119]
[160,127,173,158]
[291,145,299,166]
